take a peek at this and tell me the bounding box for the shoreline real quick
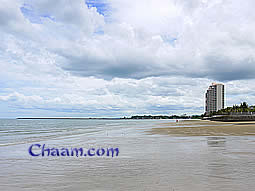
[205,115,255,122]
[149,119,255,136]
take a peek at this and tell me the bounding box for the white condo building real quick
[205,83,224,115]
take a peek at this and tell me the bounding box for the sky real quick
[0,0,255,118]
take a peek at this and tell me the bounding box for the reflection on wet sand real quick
[149,120,255,136]
[207,137,226,147]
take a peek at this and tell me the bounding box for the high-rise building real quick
[205,83,224,115]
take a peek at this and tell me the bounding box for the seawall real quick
[209,115,255,122]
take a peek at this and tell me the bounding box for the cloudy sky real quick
[1,0,255,118]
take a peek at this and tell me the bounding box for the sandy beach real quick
[149,119,255,136]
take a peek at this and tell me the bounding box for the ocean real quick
[0,119,255,191]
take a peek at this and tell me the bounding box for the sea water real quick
[0,119,255,191]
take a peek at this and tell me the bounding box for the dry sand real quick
[149,120,255,136]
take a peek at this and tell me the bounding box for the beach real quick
[149,120,255,136]
[0,119,255,191]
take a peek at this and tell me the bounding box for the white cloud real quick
[0,0,33,37]
[37,0,255,81]
[24,0,104,34]
[1,0,255,117]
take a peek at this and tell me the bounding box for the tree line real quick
[206,102,255,116]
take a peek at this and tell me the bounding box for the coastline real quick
[205,115,255,122]
[149,119,255,136]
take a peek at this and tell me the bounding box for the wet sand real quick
[149,120,255,136]
[1,119,255,191]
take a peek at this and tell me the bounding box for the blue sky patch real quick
[86,0,109,16]
[20,4,55,24]
[20,6,42,24]
[161,35,177,46]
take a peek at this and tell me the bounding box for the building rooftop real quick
[211,83,223,86]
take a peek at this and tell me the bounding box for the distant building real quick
[205,83,224,115]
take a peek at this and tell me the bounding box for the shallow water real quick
[0,119,255,191]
